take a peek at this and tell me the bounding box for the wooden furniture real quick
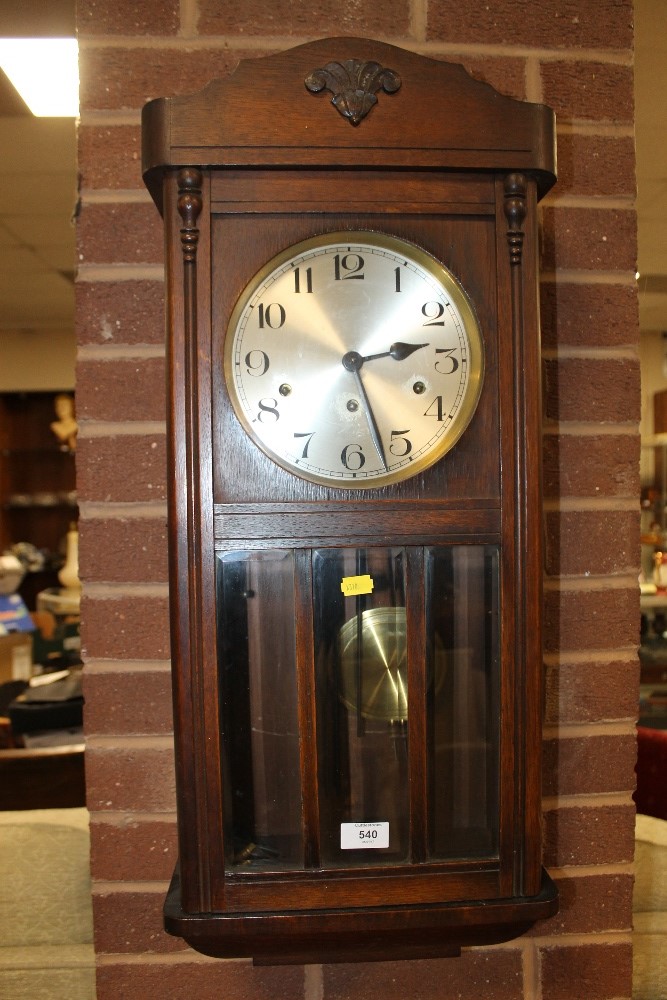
[0,744,85,811]
[143,36,557,964]
[0,392,77,606]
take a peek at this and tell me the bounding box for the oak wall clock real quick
[142,36,558,964]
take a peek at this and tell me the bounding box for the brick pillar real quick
[77,2,638,997]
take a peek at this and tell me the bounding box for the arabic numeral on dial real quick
[334,253,364,280]
[434,348,459,374]
[255,398,280,423]
[294,431,315,458]
[424,396,445,421]
[389,430,412,457]
[394,266,402,292]
[257,302,286,329]
[244,350,269,376]
[341,443,366,470]
[293,266,313,294]
[422,301,445,326]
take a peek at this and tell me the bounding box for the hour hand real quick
[362,341,429,363]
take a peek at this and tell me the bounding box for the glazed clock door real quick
[216,542,500,874]
[207,182,505,913]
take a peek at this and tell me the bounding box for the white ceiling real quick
[0,2,664,343]
[0,1,76,339]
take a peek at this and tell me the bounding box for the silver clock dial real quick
[224,232,484,488]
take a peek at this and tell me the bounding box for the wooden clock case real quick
[142,36,558,964]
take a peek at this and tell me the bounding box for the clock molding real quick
[143,36,558,964]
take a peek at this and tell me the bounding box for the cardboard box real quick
[0,632,33,684]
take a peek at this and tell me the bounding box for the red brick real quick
[79,47,248,111]
[93,888,184,953]
[77,357,166,422]
[76,281,165,346]
[540,282,638,351]
[542,733,637,797]
[454,55,526,101]
[90,816,178,881]
[543,803,636,867]
[79,124,143,189]
[541,61,634,124]
[76,435,167,503]
[95,957,305,999]
[544,586,638,654]
[540,942,633,1000]
[543,356,639,424]
[86,744,176,812]
[81,594,170,659]
[541,207,637,273]
[78,1,180,35]
[539,873,633,936]
[426,0,632,50]
[199,0,409,36]
[83,668,173,735]
[544,509,639,578]
[544,658,639,725]
[553,133,636,199]
[78,203,163,266]
[79,517,169,584]
[542,433,639,499]
[323,950,523,1000]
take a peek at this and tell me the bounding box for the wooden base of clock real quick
[164,868,557,964]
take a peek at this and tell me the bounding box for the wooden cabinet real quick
[0,392,77,603]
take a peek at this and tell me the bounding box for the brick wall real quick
[76,2,639,997]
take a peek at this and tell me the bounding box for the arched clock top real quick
[142,36,556,211]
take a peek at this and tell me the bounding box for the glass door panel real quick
[217,550,303,870]
[426,545,500,859]
[216,543,502,877]
[312,547,410,868]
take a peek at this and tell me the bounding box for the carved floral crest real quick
[305,58,401,125]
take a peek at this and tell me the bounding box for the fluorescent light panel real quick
[0,38,79,117]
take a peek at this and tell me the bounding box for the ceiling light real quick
[0,38,78,117]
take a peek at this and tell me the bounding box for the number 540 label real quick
[340,822,389,850]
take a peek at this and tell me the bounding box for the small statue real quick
[50,393,78,451]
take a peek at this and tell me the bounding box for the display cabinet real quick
[0,392,77,604]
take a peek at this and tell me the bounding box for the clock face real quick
[224,231,484,488]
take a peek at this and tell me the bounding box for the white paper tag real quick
[340,822,389,850]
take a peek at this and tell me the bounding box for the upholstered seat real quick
[0,808,95,1000]
[634,812,667,1000]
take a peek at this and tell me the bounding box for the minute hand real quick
[362,341,429,363]
[352,369,388,470]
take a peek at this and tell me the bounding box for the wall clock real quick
[143,36,558,964]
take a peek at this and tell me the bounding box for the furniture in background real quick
[634,812,667,1000]
[0,744,85,810]
[0,807,95,1000]
[0,391,77,609]
[634,725,667,1000]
